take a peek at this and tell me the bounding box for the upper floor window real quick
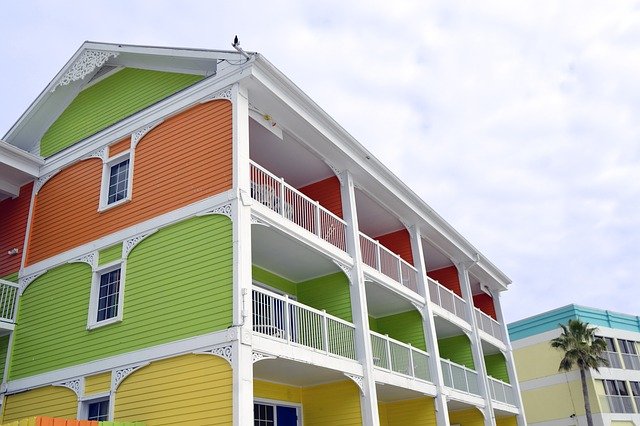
[81,396,110,421]
[100,152,132,210]
[88,262,125,329]
[619,339,640,370]
[603,379,634,413]
[597,335,622,369]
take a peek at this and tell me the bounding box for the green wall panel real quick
[40,68,204,157]
[0,334,9,382]
[99,243,123,266]
[297,272,352,322]
[9,215,232,379]
[485,353,509,382]
[1,272,18,283]
[369,316,380,333]
[252,266,297,296]
[438,335,475,369]
[376,310,426,351]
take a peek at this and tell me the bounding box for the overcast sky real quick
[2,1,639,323]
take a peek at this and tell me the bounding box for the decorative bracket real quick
[54,50,119,91]
[18,271,47,295]
[35,170,61,194]
[252,351,277,364]
[323,160,344,186]
[250,215,270,227]
[343,373,365,396]
[112,363,148,391]
[122,231,156,259]
[80,147,108,162]
[332,260,353,277]
[197,203,232,219]
[53,378,82,398]
[412,302,426,319]
[68,251,98,271]
[201,86,233,103]
[196,344,234,366]
[131,121,163,149]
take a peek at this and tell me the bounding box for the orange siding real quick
[26,100,232,265]
[0,182,33,276]
[427,266,461,296]
[375,229,413,265]
[298,176,343,218]
[108,137,131,157]
[473,293,497,320]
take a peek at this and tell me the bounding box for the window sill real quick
[87,316,122,330]
[98,197,131,213]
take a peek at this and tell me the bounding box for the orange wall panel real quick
[27,100,232,265]
[0,182,33,276]
[374,228,413,265]
[427,265,461,296]
[108,137,131,157]
[298,176,343,218]
[473,293,497,320]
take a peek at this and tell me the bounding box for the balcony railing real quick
[359,233,419,293]
[474,308,503,341]
[488,377,516,405]
[370,331,431,382]
[427,278,468,322]
[440,358,480,395]
[252,286,356,360]
[250,161,347,252]
[0,280,19,323]
[621,352,640,370]
[602,351,623,369]
[600,395,636,414]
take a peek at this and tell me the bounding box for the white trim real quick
[78,394,111,421]
[87,261,126,330]
[253,398,303,426]
[81,66,124,91]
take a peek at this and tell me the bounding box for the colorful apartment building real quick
[508,305,640,425]
[0,41,525,425]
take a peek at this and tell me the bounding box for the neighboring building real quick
[0,41,525,425]
[508,304,640,426]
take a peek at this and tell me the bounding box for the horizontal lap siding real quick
[427,266,461,297]
[484,353,509,382]
[109,138,131,157]
[3,386,77,422]
[448,409,484,426]
[0,182,32,277]
[85,372,111,395]
[252,266,297,296]
[298,176,343,218]
[40,68,204,157]
[297,272,352,322]
[115,354,232,425]
[496,417,517,426]
[98,243,122,266]
[375,229,413,265]
[472,293,497,320]
[253,380,302,404]
[376,311,426,351]
[381,397,436,426]
[301,381,362,426]
[10,215,232,379]
[437,335,475,370]
[0,335,8,382]
[27,100,232,265]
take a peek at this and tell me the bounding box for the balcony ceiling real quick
[433,316,468,339]
[254,357,349,386]
[0,140,43,200]
[376,383,427,403]
[365,280,417,318]
[355,189,404,237]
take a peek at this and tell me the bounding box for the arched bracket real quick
[35,170,61,194]
[112,363,149,391]
[411,302,426,319]
[250,215,270,227]
[131,120,163,149]
[195,344,234,366]
[18,270,48,295]
[53,50,119,91]
[122,231,157,259]
[343,373,365,396]
[322,160,344,186]
[200,86,233,103]
[197,203,232,220]
[68,251,98,271]
[252,351,277,364]
[53,378,83,399]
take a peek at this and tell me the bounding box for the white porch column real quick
[409,226,451,426]
[457,262,496,426]
[340,171,380,426]
[231,83,254,426]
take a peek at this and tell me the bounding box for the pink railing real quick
[359,233,419,293]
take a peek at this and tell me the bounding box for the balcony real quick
[250,161,347,253]
[474,308,503,342]
[359,233,419,294]
[602,350,623,369]
[428,278,468,322]
[621,352,640,370]
[0,280,18,328]
[252,286,356,360]
[488,377,516,406]
[370,331,431,382]
[440,358,480,395]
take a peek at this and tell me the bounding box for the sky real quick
[1,1,639,323]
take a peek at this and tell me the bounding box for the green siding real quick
[9,215,232,379]
[0,334,8,382]
[369,316,380,333]
[1,272,18,283]
[376,311,426,351]
[485,353,509,382]
[40,68,204,157]
[252,266,297,296]
[99,243,123,266]
[438,335,475,369]
[297,272,352,322]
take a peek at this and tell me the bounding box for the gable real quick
[40,67,204,157]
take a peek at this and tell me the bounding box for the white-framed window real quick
[88,261,125,329]
[79,395,110,421]
[253,399,301,426]
[99,151,133,211]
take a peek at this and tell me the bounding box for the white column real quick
[409,226,450,426]
[340,171,380,426]
[231,83,254,426]
[457,262,495,426]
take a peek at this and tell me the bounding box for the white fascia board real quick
[0,181,20,198]
[0,140,44,176]
[250,57,511,289]
[371,368,437,396]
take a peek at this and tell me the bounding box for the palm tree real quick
[550,319,608,426]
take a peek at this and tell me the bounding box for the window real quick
[88,262,125,329]
[100,152,132,210]
[81,396,110,421]
[254,403,275,426]
[254,402,299,426]
[604,380,634,413]
[597,336,622,368]
[619,339,640,370]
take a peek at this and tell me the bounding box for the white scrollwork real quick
[198,345,233,366]
[81,147,107,162]
[54,50,119,91]
[250,215,270,227]
[112,363,147,390]
[252,351,277,364]
[411,302,425,318]
[35,170,61,194]
[69,252,97,270]
[122,231,155,259]
[131,121,162,149]
[323,161,344,186]
[202,86,233,103]
[332,260,352,276]
[197,203,232,219]
[54,378,82,398]
[343,373,365,396]
[18,271,47,295]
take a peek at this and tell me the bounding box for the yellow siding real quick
[449,408,484,426]
[115,354,232,425]
[254,380,301,403]
[378,403,389,425]
[513,340,564,381]
[85,372,112,395]
[301,381,362,426]
[521,379,601,423]
[496,416,517,426]
[3,386,77,422]
[382,397,436,426]
[0,417,37,426]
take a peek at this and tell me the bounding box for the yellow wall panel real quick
[448,408,484,426]
[254,380,301,404]
[301,380,362,426]
[378,403,389,426]
[3,386,77,422]
[85,372,111,395]
[495,416,517,426]
[384,397,436,426]
[115,354,232,425]
[0,417,37,426]
[521,379,601,423]
[513,341,564,381]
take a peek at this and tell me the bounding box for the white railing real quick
[250,161,347,252]
[600,395,636,414]
[370,331,431,382]
[474,308,503,341]
[0,280,19,323]
[621,352,640,370]
[488,377,516,405]
[427,278,468,322]
[602,351,623,369]
[359,233,419,293]
[252,287,356,360]
[440,358,480,395]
